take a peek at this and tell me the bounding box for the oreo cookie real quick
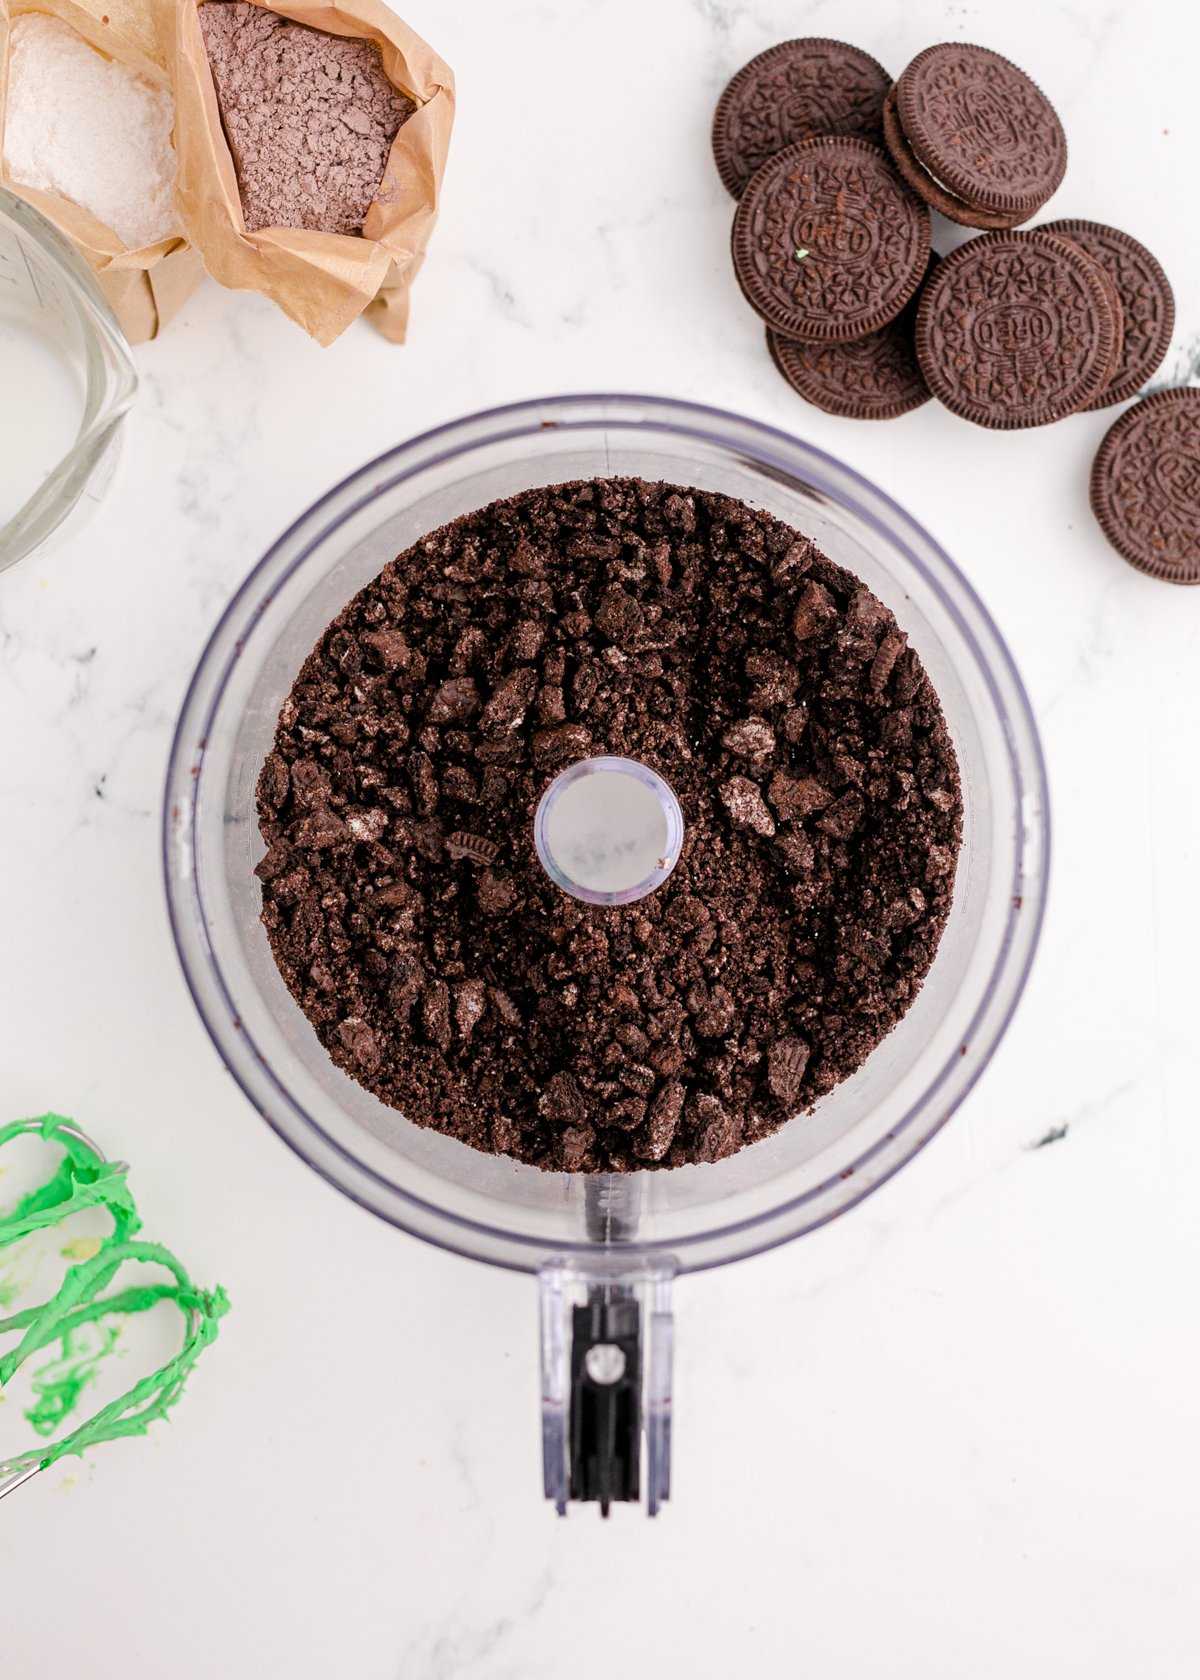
[887,44,1066,227]
[1091,389,1200,583]
[881,87,1026,231]
[766,255,936,419]
[712,38,891,198]
[915,231,1117,428]
[1040,219,1175,410]
[1053,235,1126,395]
[732,136,930,343]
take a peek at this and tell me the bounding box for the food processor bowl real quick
[164,395,1048,1513]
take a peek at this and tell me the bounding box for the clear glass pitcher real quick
[164,396,1050,1515]
[0,187,138,573]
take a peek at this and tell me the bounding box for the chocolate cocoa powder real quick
[256,479,962,1172]
[199,2,415,236]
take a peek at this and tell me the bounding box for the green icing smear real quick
[0,1114,229,1482]
[24,1319,122,1438]
[0,1114,140,1244]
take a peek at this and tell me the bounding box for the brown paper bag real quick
[155,0,453,346]
[0,0,205,342]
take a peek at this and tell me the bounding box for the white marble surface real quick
[3,0,1200,1673]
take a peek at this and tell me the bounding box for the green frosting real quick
[0,1114,229,1481]
[0,1114,140,1244]
[23,1320,122,1438]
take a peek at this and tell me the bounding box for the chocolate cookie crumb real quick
[257,478,962,1171]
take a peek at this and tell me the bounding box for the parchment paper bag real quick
[0,0,205,342]
[154,0,453,345]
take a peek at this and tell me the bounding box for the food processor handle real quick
[538,1261,674,1518]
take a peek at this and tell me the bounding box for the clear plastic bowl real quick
[164,396,1049,1277]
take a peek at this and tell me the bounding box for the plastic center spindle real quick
[534,756,684,906]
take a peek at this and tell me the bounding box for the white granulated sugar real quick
[3,15,177,250]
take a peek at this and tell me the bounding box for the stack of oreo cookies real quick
[715,39,935,422]
[715,38,1195,583]
[882,45,1066,232]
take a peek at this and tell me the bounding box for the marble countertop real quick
[3,0,1199,1674]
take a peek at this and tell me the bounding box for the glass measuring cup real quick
[0,188,138,573]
